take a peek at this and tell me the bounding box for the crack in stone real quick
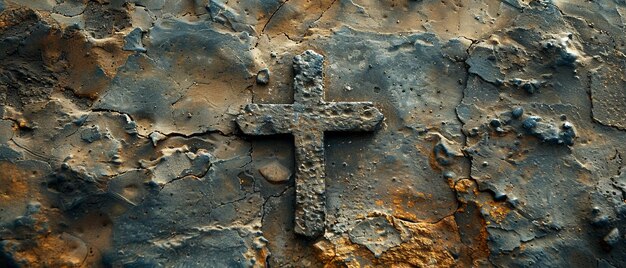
[260,0,291,35]
[310,0,338,28]
[10,138,55,162]
[261,184,294,225]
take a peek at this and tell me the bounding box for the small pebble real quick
[443,171,456,179]
[511,107,524,119]
[522,116,541,129]
[256,68,270,85]
[494,191,507,201]
[603,228,620,248]
[562,121,573,129]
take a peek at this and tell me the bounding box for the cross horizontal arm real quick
[236,104,294,135]
[321,102,384,132]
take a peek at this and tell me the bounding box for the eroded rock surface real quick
[1,0,625,267]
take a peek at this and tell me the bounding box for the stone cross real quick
[237,50,384,237]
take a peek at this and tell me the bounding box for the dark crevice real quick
[310,0,338,27]
[10,138,56,162]
[260,0,291,35]
[261,184,294,225]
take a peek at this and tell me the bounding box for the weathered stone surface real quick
[1,0,626,267]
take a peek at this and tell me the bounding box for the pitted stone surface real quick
[237,50,384,237]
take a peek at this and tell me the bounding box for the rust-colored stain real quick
[6,233,88,267]
[316,216,462,267]
[485,201,511,223]
[0,162,30,201]
[390,188,429,222]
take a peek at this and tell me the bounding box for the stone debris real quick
[258,160,291,183]
[522,116,577,146]
[122,27,146,52]
[256,68,270,85]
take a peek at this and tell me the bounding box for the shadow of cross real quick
[236,50,384,237]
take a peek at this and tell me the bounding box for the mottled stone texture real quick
[0,0,625,267]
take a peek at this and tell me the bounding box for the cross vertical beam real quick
[293,50,325,104]
[293,130,326,236]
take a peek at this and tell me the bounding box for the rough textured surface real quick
[237,50,384,237]
[1,0,625,267]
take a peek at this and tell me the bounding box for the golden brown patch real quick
[416,143,443,172]
[7,233,89,267]
[485,201,511,223]
[318,216,463,267]
[0,7,39,31]
[0,161,32,201]
[260,0,337,40]
[454,179,474,194]
[313,239,336,263]
[70,213,114,266]
[43,30,131,99]
[463,206,491,267]
[390,188,429,222]
[378,217,460,267]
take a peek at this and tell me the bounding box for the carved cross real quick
[237,50,384,237]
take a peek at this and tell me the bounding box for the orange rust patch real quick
[0,161,32,201]
[390,188,429,222]
[445,177,455,189]
[469,210,491,266]
[7,233,88,267]
[378,217,460,267]
[313,239,336,263]
[485,201,511,223]
[413,143,442,172]
[318,216,463,267]
[454,179,474,194]
[254,245,270,266]
[0,7,39,31]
